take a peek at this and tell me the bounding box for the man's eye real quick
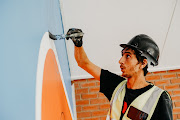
[126,55,130,58]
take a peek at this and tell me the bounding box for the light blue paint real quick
[47,0,74,114]
[0,0,73,120]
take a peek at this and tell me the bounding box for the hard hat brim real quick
[120,44,142,53]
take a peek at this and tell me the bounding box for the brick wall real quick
[73,69,180,120]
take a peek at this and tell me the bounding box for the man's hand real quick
[66,28,84,47]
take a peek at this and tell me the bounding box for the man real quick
[66,28,173,120]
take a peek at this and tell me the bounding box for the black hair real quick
[135,52,148,76]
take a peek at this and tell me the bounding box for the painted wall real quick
[0,0,73,120]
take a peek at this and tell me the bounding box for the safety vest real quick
[106,80,164,120]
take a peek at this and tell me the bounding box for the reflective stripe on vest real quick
[106,80,164,120]
[142,87,162,114]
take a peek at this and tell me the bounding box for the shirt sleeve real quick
[151,91,173,120]
[99,69,125,101]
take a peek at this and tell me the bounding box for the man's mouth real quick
[120,66,125,72]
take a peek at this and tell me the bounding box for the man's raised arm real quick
[66,28,101,81]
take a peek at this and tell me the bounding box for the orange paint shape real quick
[41,49,72,120]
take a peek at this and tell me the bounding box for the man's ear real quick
[141,59,148,69]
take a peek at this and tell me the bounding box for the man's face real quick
[119,47,142,78]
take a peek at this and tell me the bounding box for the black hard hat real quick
[120,34,160,66]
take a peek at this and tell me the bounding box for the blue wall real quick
[0,0,73,120]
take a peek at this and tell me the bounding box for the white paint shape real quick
[35,32,74,120]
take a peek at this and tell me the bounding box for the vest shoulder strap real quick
[110,80,127,104]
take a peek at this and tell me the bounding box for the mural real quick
[36,33,73,120]
[0,0,74,120]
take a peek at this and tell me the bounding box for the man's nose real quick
[119,57,123,64]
